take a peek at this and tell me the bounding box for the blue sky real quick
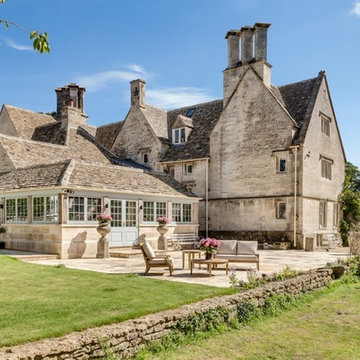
[0,0,359,167]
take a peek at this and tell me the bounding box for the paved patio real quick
[3,247,349,288]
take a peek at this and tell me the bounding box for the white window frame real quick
[5,197,28,223]
[143,201,167,223]
[33,195,59,223]
[172,127,187,144]
[172,203,193,223]
[68,196,102,224]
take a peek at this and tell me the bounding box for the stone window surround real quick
[320,155,333,180]
[184,163,193,175]
[319,200,327,228]
[333,202,338,229]
[277,157,287,173]
[319,111,331,137]
[276,201,286,219]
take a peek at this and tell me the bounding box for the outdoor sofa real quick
[215,240,259,270]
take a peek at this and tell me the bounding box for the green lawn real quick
[0,256,233,347]
[142,282,360,360]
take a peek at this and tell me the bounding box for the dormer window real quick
[173,128,187,144]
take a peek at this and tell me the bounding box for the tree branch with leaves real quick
[0,0,50,53]
[340,162,360,246]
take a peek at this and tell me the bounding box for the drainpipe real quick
[290,145,299,248]
[205,159,209,237]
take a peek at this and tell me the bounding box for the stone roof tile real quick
[95,121,124,150]
[161,100,223,162]
[4,105,56,139]
[0,161,69,191]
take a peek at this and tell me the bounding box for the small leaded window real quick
[68,197,85,221]
[278,158,286,173]
[319,201,327,228]
[172,203,182,222]
[87,198,102,222]
[321,116,331,136]
[276,202,286,219]
[5,199,16,222]
[321,159,332,180]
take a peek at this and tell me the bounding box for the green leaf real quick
[5,21,8,28]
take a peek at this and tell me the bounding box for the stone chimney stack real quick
[55,84,85,118]
[225,30,240,68]
[254,23,271,61]
[55,84,88,131]
[240,26,254,64]
[130,79,146,108]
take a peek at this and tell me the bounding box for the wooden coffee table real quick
[190,258,229,276]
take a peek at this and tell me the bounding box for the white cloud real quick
[128,63,146,74]
[350,1,360,16]
[5,38,33,51]
[77,64,149,92]
[147,87,215,109]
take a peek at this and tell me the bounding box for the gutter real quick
[290,145,300,248]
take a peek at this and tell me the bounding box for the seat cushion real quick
[142,241,156,259]
[217,254,257,260]
[236,241,258,255]
[148,257,173,265]
[218,240,237,255]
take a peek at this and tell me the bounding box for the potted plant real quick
[0,227,5,249]
[156,216,169,226]
[199,237,221,260]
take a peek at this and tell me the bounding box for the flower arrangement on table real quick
[199,238,221,257]
[96,213,112,224]
[156,216,170,225]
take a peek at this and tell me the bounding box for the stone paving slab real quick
[19,248,350,288]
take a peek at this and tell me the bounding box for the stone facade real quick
[102,22,345,249]
[0,269,332,359]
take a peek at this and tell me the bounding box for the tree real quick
[0,0,49,53]
[340,162,360,245]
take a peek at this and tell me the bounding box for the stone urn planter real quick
[96,221,111,258]
[157,223,168,251]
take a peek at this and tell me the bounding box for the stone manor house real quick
[0,22,345,256]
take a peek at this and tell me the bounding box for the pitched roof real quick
[0,160,197,198]
[65,162,196,197]
[95,121,124,149]
[0,161,70,191]
[278,71,324,144]
[161,100,223,162]
[140,105,168,140]
[0,127,112,169]
[31,122,67,145]
[3,105,56,139]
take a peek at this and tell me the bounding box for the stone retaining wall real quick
[0,269,332,360]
